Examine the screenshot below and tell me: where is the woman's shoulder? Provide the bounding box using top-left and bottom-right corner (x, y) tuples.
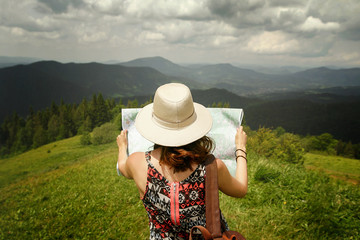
(215, 158), (230, 177)
(127, 152), (148, 179)
(128, 151), (145, 160)
(215, 157), (226, 168)
(129, 151), (146, 157)
(127, 152), (147, 167)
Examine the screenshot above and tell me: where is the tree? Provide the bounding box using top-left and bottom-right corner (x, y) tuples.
(47, 115), (60, 141)
(127, 99), (139, 108)
(96, 93), (111, 125)
(311, 133), (338, 154)
(343, 142), (355, 158)
(32, 126), (47, 148)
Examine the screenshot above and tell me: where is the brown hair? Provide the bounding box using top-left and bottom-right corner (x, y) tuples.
(153, 136), (214, 173)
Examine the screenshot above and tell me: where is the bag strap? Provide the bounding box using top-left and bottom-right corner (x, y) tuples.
(189, 226), (213, 240)
(204, 154), (222, 238)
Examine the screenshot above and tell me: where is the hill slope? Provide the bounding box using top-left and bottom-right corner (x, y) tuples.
(0, 135), (359, 239)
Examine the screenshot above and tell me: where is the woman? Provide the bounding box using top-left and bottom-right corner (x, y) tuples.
(117, 83), (247, 239)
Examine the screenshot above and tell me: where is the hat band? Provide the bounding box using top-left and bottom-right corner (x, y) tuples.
(152, 111), (197, 130)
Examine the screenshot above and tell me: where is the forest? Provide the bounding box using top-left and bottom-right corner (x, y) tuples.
(1, 94), (359, 160)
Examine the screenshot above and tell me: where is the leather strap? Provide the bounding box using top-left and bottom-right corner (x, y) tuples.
(204, 154), (222, 238)
(189, 226), (213, 240)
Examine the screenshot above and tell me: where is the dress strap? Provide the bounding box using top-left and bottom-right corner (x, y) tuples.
(145, 151), (152, 164)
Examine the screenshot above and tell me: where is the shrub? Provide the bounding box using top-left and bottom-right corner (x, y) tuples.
(92, 122), (118, 145)
(274, 133), (305, 164)
(80, 132), (92, 145)
(113, 113), (122, 131)
(248, 127), (305, 164)
(247, 127), (277, 158)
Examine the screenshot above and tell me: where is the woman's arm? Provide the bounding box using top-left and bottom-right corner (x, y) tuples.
(117, 130), (133, 179)
(218, 126), (248, 198)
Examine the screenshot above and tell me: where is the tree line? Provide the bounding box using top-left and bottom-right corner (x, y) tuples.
(0, 94), (149, 157)
(0, 96), (359, 160)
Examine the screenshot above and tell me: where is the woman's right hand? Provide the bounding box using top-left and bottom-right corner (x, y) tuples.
(117, 130), (128, 151)
(235, 126), (247, 150)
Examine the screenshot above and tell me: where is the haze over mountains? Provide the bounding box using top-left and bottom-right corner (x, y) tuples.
(120, 56), (360, 96)
(1, 56), (360, 142)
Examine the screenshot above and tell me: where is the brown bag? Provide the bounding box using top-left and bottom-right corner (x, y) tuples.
(189, 155), (246, 240)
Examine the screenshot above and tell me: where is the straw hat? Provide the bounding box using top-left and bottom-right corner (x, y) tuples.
(135, 83), (212, 147)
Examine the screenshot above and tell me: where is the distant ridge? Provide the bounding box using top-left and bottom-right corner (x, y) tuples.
(120, 57), (360, 95)
(120, 56), (192, 79)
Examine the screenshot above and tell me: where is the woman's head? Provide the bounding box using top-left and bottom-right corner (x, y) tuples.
(154, 136), (214, 172)
(135, 83), (213, 147)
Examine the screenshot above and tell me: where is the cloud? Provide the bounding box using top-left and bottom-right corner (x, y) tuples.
(268, 0), (306, 7)
(208, 0), (266, 18)
(38, 0), (84, 14)
(299, 16), (340, 32)
(246, 31), (300, 54)
(0, 0), (359, 66)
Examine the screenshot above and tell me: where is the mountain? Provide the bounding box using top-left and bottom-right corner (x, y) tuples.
(0, 61), (187, 120)
(245, 98), (360, 143)
(293, 67), (360, 87)
(26, 61), (174, 96)
(120, 56), (190, 78)
(255, 86), (360, 103)
(0, 64), (88, 121)
(2, 57), (360, 143)
(121, 57), (360, 96)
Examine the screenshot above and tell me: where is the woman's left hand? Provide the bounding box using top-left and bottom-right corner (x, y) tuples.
(117, 130), (128, 150)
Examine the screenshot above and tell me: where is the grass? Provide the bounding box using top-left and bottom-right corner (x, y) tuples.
(0, 136), (111, 188)
(1, 137), (359, 239)
(304, 153), (360, 184)
(0, 138), (149, 239)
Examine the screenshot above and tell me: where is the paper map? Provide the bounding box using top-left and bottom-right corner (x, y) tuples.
(121, 108), (244, 176)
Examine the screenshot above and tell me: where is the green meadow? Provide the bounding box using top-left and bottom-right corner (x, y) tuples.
(304, 153), (360, 185)
(1, 136), (359, 239)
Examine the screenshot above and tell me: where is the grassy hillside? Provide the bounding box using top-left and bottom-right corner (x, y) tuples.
(0, 137), (149, 239)
(304, 153), (360, 184)
(1, 137), (359, 239)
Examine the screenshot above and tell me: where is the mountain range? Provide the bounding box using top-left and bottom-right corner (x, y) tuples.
(1, 56), (360, 142)
(119, 56), (360, 95)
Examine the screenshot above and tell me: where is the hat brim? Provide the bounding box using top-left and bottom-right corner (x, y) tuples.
(135, 102), (212, 147)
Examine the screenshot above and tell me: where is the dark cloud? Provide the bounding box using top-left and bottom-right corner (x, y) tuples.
(38, 0), (84, 14)
(207, 0), (265, 18)
(265, 8), (305, 32)
(341, 24), (360, 41)
(268, 0), (306, 7)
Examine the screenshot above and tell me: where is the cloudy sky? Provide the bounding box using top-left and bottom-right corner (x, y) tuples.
(1, 0), (359, 67)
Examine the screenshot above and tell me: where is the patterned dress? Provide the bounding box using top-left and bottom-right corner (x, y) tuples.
(142, 152), (228, 240)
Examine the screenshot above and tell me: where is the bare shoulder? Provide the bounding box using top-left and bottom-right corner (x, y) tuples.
(215, 158), (227, 172)
(127, 152), (146, 166)
(126, 152), (147, 178)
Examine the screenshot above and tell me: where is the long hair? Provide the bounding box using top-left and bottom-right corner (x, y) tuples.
(153, 136), (215, 173)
